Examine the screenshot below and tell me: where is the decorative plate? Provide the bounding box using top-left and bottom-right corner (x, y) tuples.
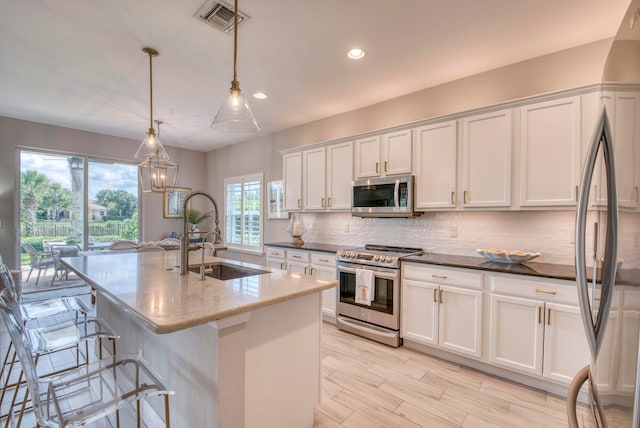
(476, 248), (541, 264)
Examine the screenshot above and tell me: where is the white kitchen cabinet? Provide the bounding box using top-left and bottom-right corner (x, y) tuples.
(519, 96), (582, 207)
(488, 275), (590, 384)
(286, 249), (310, 275)
(461, 109), (512, 207)
(325, 141), (353, 210)
(354, 130), (412, 179)
(265, 246), (287, 270)
(302, 147), (326, 210)
(402, 264), (483, 359)
(595, 91), (640, 209)
(413, 121), (457, 209)
(310, 252), (338, 322)
(618, 288), (640, 393)
(283, 152), (302, 211)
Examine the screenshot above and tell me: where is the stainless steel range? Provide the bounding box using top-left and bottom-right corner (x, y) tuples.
(336, 244), (423, 347)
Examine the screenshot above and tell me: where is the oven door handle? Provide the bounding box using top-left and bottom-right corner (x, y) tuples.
(338, 264), (399, 280)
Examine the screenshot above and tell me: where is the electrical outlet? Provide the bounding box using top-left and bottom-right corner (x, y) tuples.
(344, 224), (349, 233)
(450, 226), (458, 238)
(310, 222), (317, 232)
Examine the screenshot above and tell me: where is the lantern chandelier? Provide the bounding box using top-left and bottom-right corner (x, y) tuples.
(136, 48), (178, 193)
(211, 0), (260, 133)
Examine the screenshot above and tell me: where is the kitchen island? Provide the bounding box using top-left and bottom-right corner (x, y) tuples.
(63, 251), (337, 428)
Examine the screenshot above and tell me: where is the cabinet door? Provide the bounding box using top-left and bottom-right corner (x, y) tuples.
(303, 147), (326, 210)
(283, 152), (302, 211)
(354, 135), (381, 178)
(311, 265), (337, 319)
(519, 96), (581, 207)
(618, 310), (640, 393)
(542, 302), (590, 384)
(401, 279), (438, 346)
(266, 259), (286, 270)
(461, 109), (512, 207)
(381, 129), (412, 176)
(287, 260), (309, 275)
(326, 141), (353, 210)
(489, 294), (544, 376)
(438, 285), (483, 358)
(611, 92), (639, 209)
(413, 121), (457, 209)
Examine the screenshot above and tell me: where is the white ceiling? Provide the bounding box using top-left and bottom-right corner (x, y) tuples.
(0, 0), (631, 152)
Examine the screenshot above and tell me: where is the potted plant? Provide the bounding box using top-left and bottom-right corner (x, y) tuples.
(187, 209), (212, 242)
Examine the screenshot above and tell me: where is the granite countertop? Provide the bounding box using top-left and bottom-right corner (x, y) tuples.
(62, 251), (337, 334)
(265, 242), (347, 253)
(404, 253), (640, 286)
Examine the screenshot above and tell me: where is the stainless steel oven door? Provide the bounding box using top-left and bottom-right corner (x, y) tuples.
(337, 262), (400, 330)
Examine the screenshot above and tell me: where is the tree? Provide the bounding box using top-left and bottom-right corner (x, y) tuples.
(39, 183), (72, 220)
(96, 189), (137, 218)
(21, 170), (49, 236)
(120, 212), (138, 240)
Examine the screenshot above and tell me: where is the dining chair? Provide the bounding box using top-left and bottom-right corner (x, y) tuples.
(21, 243), (53, 285)
(158, 238), (180, 246)
(50, 244), (82, 286)
(0, 290), (172, 428)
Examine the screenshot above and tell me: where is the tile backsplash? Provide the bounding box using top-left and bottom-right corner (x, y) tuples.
(295, 210), (639, 269)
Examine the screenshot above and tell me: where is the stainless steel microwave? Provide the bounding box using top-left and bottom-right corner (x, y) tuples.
(351, 175), (420, 217)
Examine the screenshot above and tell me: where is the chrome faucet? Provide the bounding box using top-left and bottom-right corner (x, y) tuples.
(180, 191), (222, 275)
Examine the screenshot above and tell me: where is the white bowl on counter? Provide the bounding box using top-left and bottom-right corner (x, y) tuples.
(476, 248), (541, 264)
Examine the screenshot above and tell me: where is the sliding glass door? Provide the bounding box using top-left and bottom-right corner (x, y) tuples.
(19, 149), (138, 270)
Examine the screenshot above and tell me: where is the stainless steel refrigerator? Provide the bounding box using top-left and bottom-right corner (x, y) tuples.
(568, 2), (640, 425)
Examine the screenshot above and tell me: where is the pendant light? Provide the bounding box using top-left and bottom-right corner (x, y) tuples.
(138, 119), (178, 193)
(135, 47), (169, 161)
(211, 0), (260, 133)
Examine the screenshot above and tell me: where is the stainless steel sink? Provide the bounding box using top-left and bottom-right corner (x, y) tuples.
(188, 263), (268, 280)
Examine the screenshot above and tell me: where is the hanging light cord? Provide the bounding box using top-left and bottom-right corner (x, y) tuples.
(148, 50), (154, 131)
(232, 0), (238, 87)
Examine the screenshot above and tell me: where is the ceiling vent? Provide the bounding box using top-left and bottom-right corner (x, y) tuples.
(194, 0), (250, 34)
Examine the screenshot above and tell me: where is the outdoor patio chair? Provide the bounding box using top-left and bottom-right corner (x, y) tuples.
(107, 240), (138, 250)
(50, 244), (81, 286)
(21, 243), (53, 286)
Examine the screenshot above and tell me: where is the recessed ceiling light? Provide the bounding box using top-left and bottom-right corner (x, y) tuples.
(253, 92), (268, 100)
(347, 48), (366, 60)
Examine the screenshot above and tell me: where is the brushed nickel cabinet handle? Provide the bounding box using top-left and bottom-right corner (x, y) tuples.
(432, 274), (448, 279)
(535, 289), (557, 295)
(464, 190), (468, 204)
(538, 306), (542, 324)
(384, 161), (388, 172)
(297, 198), (301, 208)
(310, 268), (315, 275)
(328, 197), (333, 207)
(547, 308), (551, 325)
(439, 289), (444, 303)
(280, 262), (285, 269)
(575, 185), (579, 201)
(293, 255), (302, 259)
(321, 197), (325, 208)
(636, 186), (639, 202)
(451, 191), (455, 205)
(433, 289), (438, 303)
(319, 258), (329, 262)
(303, 267), (308, 275)
(376, 162), (380, 174)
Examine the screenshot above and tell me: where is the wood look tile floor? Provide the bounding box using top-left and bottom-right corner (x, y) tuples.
(314, 323), (595, 428)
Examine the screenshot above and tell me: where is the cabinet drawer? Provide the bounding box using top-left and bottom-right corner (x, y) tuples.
(311, 252), (336, 267)
(402, 263), (483, 289)
(266, 247), (286, 259)
(489, 275), (577, 305)
(287, 249), (310, 263)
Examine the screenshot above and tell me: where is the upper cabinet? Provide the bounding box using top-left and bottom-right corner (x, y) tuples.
(413, 121), (457, 209)
(519, 96), (582, 207)
(461, 109), (512, 208)
(284, 141), (353, 213)
(354, 129), (412, 179)
(283, 152), (302, 211)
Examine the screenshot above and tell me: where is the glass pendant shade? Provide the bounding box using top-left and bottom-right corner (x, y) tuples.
(211, 82), (260, 133)
(135, 128), (170, 161)
(138, 154), (178, 193)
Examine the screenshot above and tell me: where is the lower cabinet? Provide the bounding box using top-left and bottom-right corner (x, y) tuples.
(402, 264), (483, 359)
(264, 246), (338, 322)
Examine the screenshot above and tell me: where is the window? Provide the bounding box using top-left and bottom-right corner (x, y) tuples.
(224, 173), (263, 253)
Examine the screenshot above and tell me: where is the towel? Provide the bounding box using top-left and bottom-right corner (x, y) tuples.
(355, 268), (375, 306)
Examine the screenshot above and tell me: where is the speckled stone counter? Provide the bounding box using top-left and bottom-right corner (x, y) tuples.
(265, 241), (347, 253)
(63, 251), (337, 334)
(403, 253), (640, 286)
(63, 250), (335, 427)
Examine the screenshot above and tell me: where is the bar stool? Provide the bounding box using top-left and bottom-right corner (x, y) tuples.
(0, 290), (173, 428)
